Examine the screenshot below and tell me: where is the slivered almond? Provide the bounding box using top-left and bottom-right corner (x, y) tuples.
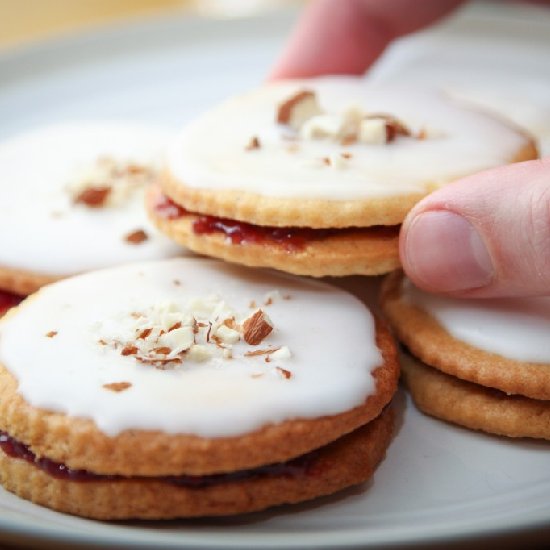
(103, 382), (132, 392)
(244, 347), (280, 357)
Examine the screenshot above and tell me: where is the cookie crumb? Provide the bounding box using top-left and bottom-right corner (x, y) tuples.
(277, 90), (323, 130)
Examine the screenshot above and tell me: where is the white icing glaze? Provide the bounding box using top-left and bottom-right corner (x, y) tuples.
(0, 259), (382, 437)
(402, 278), (550, 364)
(167, 77), (529, 201)
(0, 122), (184, 276)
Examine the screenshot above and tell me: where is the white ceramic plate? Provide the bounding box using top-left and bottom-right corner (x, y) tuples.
(1, 4), (549, 549)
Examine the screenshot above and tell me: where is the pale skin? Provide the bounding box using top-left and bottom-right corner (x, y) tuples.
(270, 0), (550, 298)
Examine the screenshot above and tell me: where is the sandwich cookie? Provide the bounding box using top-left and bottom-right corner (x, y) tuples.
(0, 123), (184, 295)
(148, 77), (537, 277)
(381, 271), (550, 439)
(0, 258), (399, 518)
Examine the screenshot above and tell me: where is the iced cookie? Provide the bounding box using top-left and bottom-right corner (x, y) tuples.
(0, 123), (184, 295)
(0, 258), (398, 519)
(401, 355), (550, 440)
(381, 271), (550, 400)
(148, 77), (537, 277)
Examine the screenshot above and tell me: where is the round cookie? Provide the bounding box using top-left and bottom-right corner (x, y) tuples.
(0, 258), (399, 518)
(152, 77), (537, 276)
(401, 354), (550, 440)
(0, 123), (184, 295)
(381, 271), (550, 400)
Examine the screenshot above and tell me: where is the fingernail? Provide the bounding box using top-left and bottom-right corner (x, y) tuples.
(403, 210), (494, 292)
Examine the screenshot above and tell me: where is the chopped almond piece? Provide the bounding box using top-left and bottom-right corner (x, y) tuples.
(222, 317), (237, 330)
(45, 330), (57, 338)
(276, 367), (292, 380)
(121, 345), (138, 356)
(137, 328), (152, 340)
(125, 229), (148, 244)
(277, 90), (323, 130)
(103, 382), (132, 392)
(74, 186), (111, 208)
(242, 309), (273, 345)
(245, 136), (261, 150)
(244, 347), (280, 357)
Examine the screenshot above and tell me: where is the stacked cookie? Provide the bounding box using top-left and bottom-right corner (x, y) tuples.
(381, 272), (550, 440)
(0, 259), (398, 518)
(148, 77), (536, 277)
(0, 76), (540, 520)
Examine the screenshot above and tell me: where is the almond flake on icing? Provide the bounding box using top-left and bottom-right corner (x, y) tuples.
(358, 118), (387, 145)
(95, 295), (290, 369)
(124, 228), (149, 244)
(103, 381), (132, 392)
(68, 156), (157, 209)
(245, 136), (261, 150)
(300, 114), (343, 140)
(214, 324), (240, 345)
(242, 309), (273, 345)
(271, 346), (292, 360)
(277, 90), (323, 130)
(276, 367), (293, 380)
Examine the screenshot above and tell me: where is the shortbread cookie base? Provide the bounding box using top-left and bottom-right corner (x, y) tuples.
(402, 357), (550, 440)
(0, 321), (399, 476)
(0, 406), (394, 520)
(381, 271), (550, 400)
(159, 141), (537, 229)
(0, 265), (59, 296)
(147, 193), (400, 277)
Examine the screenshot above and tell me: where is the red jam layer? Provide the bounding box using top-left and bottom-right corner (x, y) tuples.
(154, 193), (398, 252)
(0, 431), (319, 487)
(0, 291), (22, 316)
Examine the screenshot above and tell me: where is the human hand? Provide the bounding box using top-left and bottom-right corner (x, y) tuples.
(269, 0), (463, 79)
(271, 0), (550, 298)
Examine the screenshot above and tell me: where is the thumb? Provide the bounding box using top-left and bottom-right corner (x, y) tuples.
(400, 158), (550, 298)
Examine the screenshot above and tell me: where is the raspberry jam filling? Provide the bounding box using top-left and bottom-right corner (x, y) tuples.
(0, 291), (22, 316)
(0, 431), (319, 487)
(154, 193), (399, 251)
